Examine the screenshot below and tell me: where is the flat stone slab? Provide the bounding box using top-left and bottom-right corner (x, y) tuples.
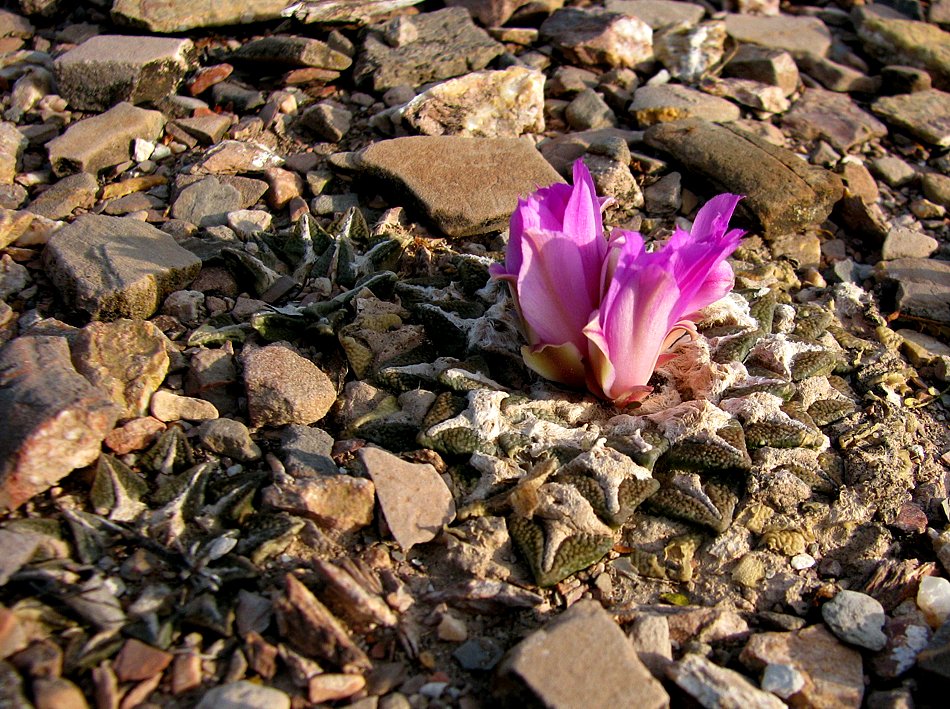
(876, 258), (950, 326)
(231, 36), (351, 70)
(669, 654), (785, 708)
(724, 13), (832, 57)
(0, 335), (120, 511)
(782, 88), (887, 152)
(354, 7), (503, 91)
(605, 0), (705, 29)
(644, 118), (844, 236)
(46, 102), (166, 177)
(630, 84), (741, 127)
(872, 90), (950, 148)
(354, 135), (564, 237)
(54, 34), (194, 111)
(43, 214), (201, 320)
(111, 0), (289, 33)
(358, 446), (456, 551)
(856, 10), (950, 91)
(495, 600), (670, 708)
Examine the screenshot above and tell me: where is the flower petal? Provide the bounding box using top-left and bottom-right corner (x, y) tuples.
(521, 341), (587, 388)
(516, 228), (600, 350)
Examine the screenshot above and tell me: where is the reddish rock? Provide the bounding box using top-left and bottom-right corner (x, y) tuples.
(740, 624), (864, 708)
(264, 167), (304, 209)
(0, 336), (120, 511)
(189, 63), (233, 96)
(103, 416), (166, 454)
(242, 343), (337, 428)
(112, 639), (173, 682)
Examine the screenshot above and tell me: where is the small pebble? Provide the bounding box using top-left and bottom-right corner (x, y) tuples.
(917, 576), (950, 628)
(821, 590), (887, 651)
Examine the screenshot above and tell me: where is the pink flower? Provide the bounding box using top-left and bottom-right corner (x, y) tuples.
(494, 160), (744, 405)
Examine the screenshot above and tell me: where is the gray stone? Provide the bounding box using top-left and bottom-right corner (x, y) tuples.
(795, 54), (879, 94)
(582, 152), (643, 206)
(311, 193), (361, 216)
(670, 653), (785, 709)
(26, 173), (99, 220)
(565, 88), (617, 131)
(630, 84), (740, 127)
(605, 0), (705, 29)
(876, 258), (950, 326)
(628, 613), (673, 677)
(871, 89), (950, 148)
(161, 289), (205, 324)
(722, 45), (799, 97)
(70, 319), (170, 419)
(881, 227), (939, 260)
(0, 336), (120, 511)
(880, 65), (932, 95)
(644, 118), (843, 236)
(171, 177), (243, 227)
(453, 637), (504, 670)
(922, 172), (950, 208)
(644, 171), (681, 214)
(194, 680), (290, 709)
(174, 114), (231, 145)
(495, 600), (669, 708)
(300, 101), (353, 142)
(760, 663), (805, 699)
(855, 10), (950, 90)
(0, 123), (26, 185)
(399, 66), (545, 138)
(538, 127), (642, 176)
(724, 13), (832, 58)
(354, 135), (563, 237)
(53, 34), (194, 111)
(47, 102), (166, 176)
(870, 156), (917, 188)
(196, 419), (261, 461)
(112, 0), (290, 33)
(231, 36), (352, 70)
(354, 7), (503, 91)
(242, 343), (337, 428)
(43, 214), (202, 320)
(821, 589), (887, 651)
(280, 424), (337, 477)
(358, 446), (455, 550)
(540, 7), (654, 69)
(0, 254), (29, 300)
(702, 77), (789, 114)
(782, 88), (887, 152)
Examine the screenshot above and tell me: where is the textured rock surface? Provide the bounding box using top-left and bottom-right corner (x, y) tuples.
(644, 118), (844, 236)
(242, 343), (337, 427)
(42, 214), (201, 320)
(111, 0), (290, 33)
(495, 600), (669, 708)
(354, 135), (563, 236)
(54, 35), (194, 111)
(0, 336), (119, 511)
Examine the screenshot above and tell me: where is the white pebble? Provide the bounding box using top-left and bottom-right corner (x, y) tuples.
(917, 575), (950, 627)
(133, 138), (155, 162)
(791, 553), (815, 570)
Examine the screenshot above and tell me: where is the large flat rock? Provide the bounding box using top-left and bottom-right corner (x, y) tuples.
(876, 258), (950, 326)
(43, 214), (201, 320)
(495, 600), (669, 708)
(872, 89), (950, 148)
(46, 102), (166, 176)
(111, 0), (289, 32)
(354, 135), (564, 237)
(856, 9), (950, 91)
(0, 336), (120, 511)
(644, 118), (843, 237)
(724, 13), (832, 57)
(54, 34), (194, 111)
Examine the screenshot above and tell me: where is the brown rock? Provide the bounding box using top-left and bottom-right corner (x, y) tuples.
(355, 135), (563, 237)
(262, 475), (375, 533)
(0, 122), (27, 185)
(171, 651), (202, 694)
(26, 173), (99, 221)
(264, 167), (304, 209)
(112, 639), (173, 682)
(876, 258), (950, 325)
(540, 7), (654, 69)
(111, 0), (290, 32)
(0, 336), (120, 511)
(188, 63), (233, 96)
(308, 673), (366, 703)
(871, 89), (950, 148)
(242, 343), (337, 428)
(46, 102), (166, 177)
(495, 600), (669, 708)
(740, 624), (864, 708)
(644, 118), (844, 236)
(32, 677), (89, 709)
(782, 88), (888, 152)
(275, 574), (371, 673)
(71, 319), (169, 419)
(103, 416), (166, 454)
(359, 446), (456, 550)
(0, 605), (29, 659)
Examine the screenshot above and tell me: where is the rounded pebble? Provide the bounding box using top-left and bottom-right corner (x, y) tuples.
(917, 575), (950, 628)
(821, 589), (887, 651)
